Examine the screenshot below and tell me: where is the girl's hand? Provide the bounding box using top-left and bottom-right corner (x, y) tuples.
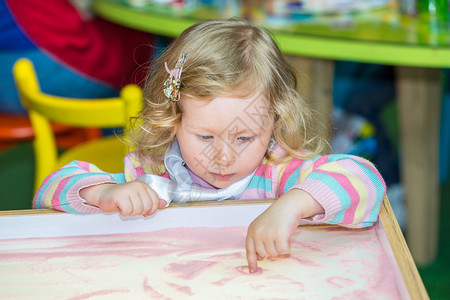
(245, 189), (324, 273)
(80, 182), (167, 217)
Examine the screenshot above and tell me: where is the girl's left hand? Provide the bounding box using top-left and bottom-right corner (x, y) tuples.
(245, 189), (324, 273)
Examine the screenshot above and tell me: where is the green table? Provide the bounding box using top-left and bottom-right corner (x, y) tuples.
(93, 0), (450, 266)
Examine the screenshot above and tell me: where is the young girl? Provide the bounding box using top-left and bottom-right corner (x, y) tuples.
(34, 19), (386, 273)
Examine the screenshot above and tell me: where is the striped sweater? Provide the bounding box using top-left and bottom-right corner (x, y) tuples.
(34, 143), (386, 228)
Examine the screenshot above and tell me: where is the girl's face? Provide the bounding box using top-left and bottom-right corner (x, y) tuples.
(176, 92), (273, 188)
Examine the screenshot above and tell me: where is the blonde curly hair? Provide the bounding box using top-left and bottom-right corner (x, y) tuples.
(129, 19), (329, 174)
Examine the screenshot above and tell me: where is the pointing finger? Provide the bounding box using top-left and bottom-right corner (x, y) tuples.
(246, 236), (258, 273)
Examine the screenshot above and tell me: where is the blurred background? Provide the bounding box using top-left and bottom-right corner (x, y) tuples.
(1, 0), (449, 298)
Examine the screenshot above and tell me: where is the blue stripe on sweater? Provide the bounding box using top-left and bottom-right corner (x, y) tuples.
(246, 175), (272, 192)
(35, 165), (83, 209)
(283, 167), (301, 194)
(306, 172), (351, 224)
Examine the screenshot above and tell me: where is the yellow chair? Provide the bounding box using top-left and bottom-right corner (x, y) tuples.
(13, 58), (143, 192)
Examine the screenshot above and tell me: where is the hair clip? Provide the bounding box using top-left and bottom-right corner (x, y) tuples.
(268, 138), (275, 153)
(163, 54), (186, 102)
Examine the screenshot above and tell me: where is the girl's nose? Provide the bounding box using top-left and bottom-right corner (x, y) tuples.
(215, 142), (236, 167)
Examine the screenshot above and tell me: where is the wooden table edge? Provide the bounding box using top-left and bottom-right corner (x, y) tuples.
(379, 196), (429, 300)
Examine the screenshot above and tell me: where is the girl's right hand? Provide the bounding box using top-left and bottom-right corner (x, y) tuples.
(79, 182), (167, 217)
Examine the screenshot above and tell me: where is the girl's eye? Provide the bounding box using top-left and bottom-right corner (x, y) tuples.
(237, 136), (255, 143)
(197, 135), (213, 141)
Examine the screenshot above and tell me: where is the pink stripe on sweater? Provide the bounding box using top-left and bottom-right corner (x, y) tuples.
(35, 172), (58, 209)
(312, 155), (330, 170)
(51, 176), (73, 211)
(278, 158), (303, 195)
(33, 176), (50, 209)
(78, 160), (93, 171)
(34, 166), (69, 208)
(316, 169), (360, 224)
(135, 166), (145, 177)
(339, 158), (380, 221)
(35, 163), (84, 209)
(254, 163), (271, 178)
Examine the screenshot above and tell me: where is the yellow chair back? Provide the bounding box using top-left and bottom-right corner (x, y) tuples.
(13, 58), (143, 192)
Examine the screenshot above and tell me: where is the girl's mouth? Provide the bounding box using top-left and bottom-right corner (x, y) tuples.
(210, 172), (235, 181)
